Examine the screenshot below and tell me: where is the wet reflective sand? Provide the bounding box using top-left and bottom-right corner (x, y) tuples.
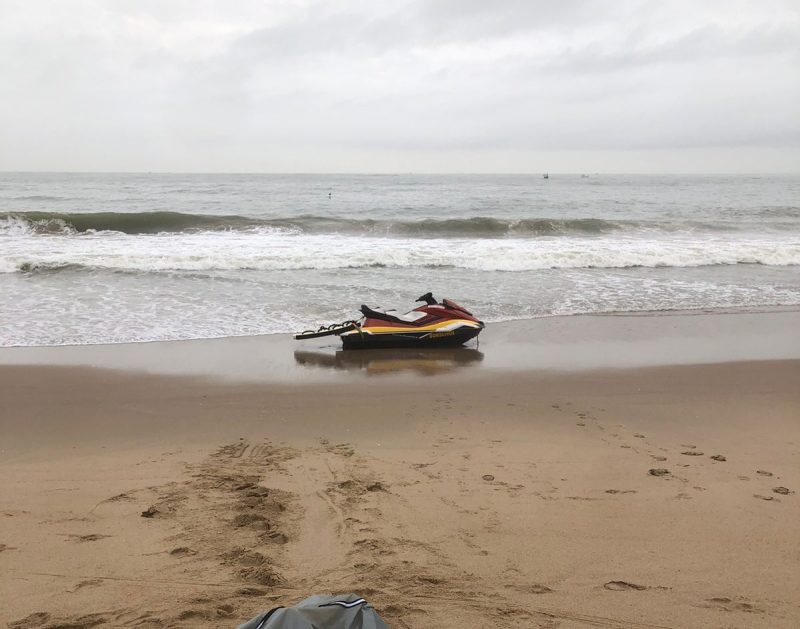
(0, 308), (798, 382)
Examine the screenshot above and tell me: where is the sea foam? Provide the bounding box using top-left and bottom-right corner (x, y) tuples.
(3, 231), (799, 274)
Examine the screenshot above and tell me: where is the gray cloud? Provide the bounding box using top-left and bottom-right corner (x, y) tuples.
(0, 0), (798, 172)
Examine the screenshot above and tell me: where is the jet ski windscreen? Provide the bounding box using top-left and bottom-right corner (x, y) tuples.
(442, 298), (472, 315)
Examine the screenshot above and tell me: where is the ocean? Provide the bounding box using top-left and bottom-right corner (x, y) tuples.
(1, 172), (798, 347)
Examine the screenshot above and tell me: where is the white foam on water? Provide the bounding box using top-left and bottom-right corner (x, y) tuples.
(2, 173), (799, 347)
(2, 230), (799, 274)
(2, 260), (799, 347)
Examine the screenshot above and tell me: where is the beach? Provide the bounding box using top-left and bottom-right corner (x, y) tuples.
(3, 1), (800, 627)
(1, 310), (799, 628)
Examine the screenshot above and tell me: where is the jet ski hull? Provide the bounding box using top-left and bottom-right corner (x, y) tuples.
(341, 324), (482, 349)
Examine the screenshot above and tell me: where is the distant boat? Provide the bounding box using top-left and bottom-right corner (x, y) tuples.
(543, 173), (549, 179)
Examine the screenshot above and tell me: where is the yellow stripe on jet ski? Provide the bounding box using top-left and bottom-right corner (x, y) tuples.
(342, 319), (481, 335)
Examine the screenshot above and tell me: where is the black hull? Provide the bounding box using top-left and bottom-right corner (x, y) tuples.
(341, 327), (481, 350)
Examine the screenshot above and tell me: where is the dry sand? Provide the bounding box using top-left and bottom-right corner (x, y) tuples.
(1, 313), (799, 628)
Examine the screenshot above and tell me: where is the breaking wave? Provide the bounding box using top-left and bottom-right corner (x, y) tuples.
(0, 211), (269, 235)
(4, 236), (798, 274)
(0, 211), (726, 238)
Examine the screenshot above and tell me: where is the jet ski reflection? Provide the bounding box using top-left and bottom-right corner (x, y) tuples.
(294, 347), (484, 376)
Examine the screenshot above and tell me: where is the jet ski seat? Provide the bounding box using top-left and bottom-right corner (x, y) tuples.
(359, 305), (407, 324)
(359, 306), (427, 324)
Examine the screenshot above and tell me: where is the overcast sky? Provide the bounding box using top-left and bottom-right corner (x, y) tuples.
(1, 0), (798, 173)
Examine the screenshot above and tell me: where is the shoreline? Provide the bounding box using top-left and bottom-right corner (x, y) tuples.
(1, 309), (799, 627)
(2, 303), (799, 351)
(1, 307), (798, 383)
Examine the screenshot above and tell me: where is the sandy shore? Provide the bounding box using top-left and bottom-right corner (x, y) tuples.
(1, 312), (799, 628)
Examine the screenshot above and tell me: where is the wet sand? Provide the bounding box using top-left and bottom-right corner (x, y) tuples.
(2, 307), (799, 381)
(1, 312), (799, 628)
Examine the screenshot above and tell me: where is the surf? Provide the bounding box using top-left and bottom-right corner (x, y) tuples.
(0, 211), (742, 238)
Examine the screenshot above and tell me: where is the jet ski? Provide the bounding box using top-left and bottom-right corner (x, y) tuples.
(294, 293), (484, 350)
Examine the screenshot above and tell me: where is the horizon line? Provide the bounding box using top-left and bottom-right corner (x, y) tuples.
(1, 170), (799, 176)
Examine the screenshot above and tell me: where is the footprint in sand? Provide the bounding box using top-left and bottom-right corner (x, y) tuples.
(170, 546), (197, 557)
(65, 533), (112, 543)
(140, 506), (160, 518)
(179, 604), (235, 620)
(512, 583), (554, 594)
(681, 450), (704, 456)
(604, 581), (648, 591)
(327, 442), (354, 457)
(102, 492), (136, 503)
(753, 494), (779, 502)
(9, 611), (114, 628)
(7, 612), (52, 628)
(216, 442), (249, 459)
(702, 597), (763, 614)
(67, 579), (103, 593)
(177, 610), (212, 621)
(411, 462), (435, 470)
(216, 604), (236, 617)
(232, 513), (269, 529)
(756, 470), (773, 477)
